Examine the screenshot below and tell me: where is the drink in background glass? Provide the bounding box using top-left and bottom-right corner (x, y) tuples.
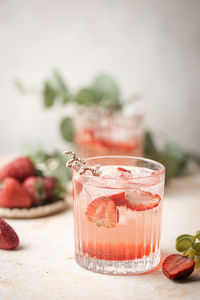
(74, 106), (144, 158)
(72, 156), (165, 275)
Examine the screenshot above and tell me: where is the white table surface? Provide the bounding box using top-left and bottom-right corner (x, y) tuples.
(0, 172), (200, 300)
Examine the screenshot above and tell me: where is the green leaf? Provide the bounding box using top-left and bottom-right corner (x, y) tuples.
(43, 82), (56, 108)
(192, 242), (200, 253)
(92, 73), (120, 104)
(144, 131), (157, 156)
(14, 80), (27, 94)
(47, 70), (69, 102)
(144, 133), (180, 180)
(176, 234), (194, 243)
(176, 238), (192, 252)
(60, 116), (74, 143)
(184, 249), (196, 259)
(74, 88), (98, 106)
(42, 152), (72, 184)
(165, 142), (188, 176)
(25, 148), (71, 199)
(99, 97), (121, 110)
(144, 134), (189, 181)
(194, 256), (200, 268)
(165, 142), (185, 161)
(153, 151), (179, 181)
(26, 148), (72, 187)
(196, 231), (200, 241)
(35, 169), (44, 176)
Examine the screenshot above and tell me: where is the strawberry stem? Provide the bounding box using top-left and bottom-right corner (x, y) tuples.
(176, 230), (200, 268)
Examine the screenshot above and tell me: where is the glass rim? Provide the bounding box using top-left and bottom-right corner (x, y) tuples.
(78, 155), (165, 181)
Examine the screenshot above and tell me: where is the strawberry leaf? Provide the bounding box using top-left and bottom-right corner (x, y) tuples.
(194, 256), (200, 268)
(176, 238), (192, 252)
(195, 230), (200, 241)
(192, 242), (200, 253)
(176, 231), (200, 268)
(176, 234), (194, 243)
(184, 249), (196, 259)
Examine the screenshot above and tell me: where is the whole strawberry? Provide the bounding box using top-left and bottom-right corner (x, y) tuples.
(0, 218), (19, 250)
(0, 157), (35, 182)
(0, 177), (32, 208)
(44, 177), (57, 199)
(23, 176), (46, 204)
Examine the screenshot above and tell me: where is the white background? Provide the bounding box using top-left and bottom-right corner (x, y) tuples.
(0, 0), (200, 155)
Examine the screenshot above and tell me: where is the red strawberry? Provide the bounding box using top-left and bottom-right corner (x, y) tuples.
(117, 167), (131, 174)
(92, 192), (126, 206)
(101, 139), (135, 151)
(117, 167), (132, 178)
(0, 219), (19, 250)
(0, 178), (32, 208)
(73, 180), (83, 197)
(107, 192), (126, 206)
(86, 198), (118, 228)
(162, 254), (195, 280)
(44, 177), (57, 199)
(83, 129), (94, 140)
(0, 157), (35, 182)
(125, 190), (161, 211)
(23, 176), (46, 204)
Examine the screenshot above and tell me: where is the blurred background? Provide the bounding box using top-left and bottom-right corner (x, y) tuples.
(0, 0), (200, 156)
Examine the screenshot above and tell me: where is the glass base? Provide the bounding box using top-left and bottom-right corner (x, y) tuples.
(75, 250), (160, 275)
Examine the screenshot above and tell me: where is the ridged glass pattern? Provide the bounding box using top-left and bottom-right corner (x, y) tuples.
(73, 194), (163, 275)
(72, 156), (165, 275)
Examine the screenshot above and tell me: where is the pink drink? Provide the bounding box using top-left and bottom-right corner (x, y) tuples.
(73, 156), (165, 275)
(74, 106), (144, 158)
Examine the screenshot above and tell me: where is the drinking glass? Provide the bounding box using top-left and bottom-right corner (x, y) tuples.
(74, 106), (144, 158)
(73, 156), (165, 275)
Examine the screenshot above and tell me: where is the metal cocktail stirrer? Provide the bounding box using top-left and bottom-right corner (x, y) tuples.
(64, 150), (101, 176)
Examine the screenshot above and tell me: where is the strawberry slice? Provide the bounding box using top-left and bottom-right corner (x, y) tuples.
(125, 190), (161, 211)
(117, 167), (131, 178)
(108, 192), (126, 206)
(86, 198), (118, 228)
(162, 254), (195, 280)
(101, 139), (136, 151)
(94, 192), (126, 206)
(73, 180), (83, 197)
(82, 129), (94, 141)
(117, 167), (131, 173)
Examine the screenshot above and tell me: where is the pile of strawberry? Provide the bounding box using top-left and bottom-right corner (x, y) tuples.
(0, 156), (59, 208)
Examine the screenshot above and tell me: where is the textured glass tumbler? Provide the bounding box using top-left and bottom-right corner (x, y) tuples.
(73, 156), (165, 275)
